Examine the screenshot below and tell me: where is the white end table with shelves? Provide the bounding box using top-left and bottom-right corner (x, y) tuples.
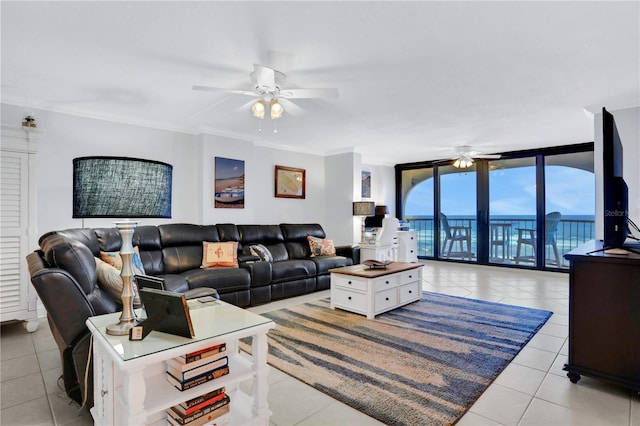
(86, 300), (274, 426)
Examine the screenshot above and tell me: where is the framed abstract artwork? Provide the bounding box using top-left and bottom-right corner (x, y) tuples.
(362, 171), (371, 198)
(214, 157), (245, 208)
(275, 165), (305, 199)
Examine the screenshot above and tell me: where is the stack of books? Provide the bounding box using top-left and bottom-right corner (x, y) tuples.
(166, 386), (231, 426)
(165, 343), (230, 391)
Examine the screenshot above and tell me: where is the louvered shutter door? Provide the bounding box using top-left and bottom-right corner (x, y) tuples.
(0, 151), (29, 313)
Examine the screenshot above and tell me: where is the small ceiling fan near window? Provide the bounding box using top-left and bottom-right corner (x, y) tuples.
(449, 146), (501, 168)
(192, 63), (339, 132)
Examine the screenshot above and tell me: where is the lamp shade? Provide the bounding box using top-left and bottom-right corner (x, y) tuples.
(375, 205), (389, 215)
(73, 156), (172, 218)
(352, 201), (375, 216)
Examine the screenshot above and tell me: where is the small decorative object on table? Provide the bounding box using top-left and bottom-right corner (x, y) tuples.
(362, 259), (392, 269)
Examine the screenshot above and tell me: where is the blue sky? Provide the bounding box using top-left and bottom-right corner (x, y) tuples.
(405, 166), (595, 217)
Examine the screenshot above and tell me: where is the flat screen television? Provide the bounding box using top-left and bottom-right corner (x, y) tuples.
(602, 107), (629, 249)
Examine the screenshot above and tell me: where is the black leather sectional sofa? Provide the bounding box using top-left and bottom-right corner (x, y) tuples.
(26, 222), (358, 407)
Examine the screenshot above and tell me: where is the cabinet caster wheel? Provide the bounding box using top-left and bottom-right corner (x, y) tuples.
(567, 372), (581, 384)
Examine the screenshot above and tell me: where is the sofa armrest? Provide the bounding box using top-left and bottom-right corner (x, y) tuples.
(238, 253), (260, 263)
(240, 261), (272, 287)
(336, 244), (360, 264)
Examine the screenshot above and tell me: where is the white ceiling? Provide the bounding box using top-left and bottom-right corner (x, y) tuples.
(2, 1), (639, 165)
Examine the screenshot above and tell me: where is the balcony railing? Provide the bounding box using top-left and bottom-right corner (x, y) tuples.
(406, 216), (595, 269)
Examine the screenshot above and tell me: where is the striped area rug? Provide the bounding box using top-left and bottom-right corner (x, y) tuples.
(253, 292), (552, 426)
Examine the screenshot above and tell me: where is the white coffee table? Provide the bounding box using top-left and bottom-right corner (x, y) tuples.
(329, 262), (423, 319)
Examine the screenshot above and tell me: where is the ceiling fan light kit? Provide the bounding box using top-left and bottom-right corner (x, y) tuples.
(270, 99), (283, 119)
(450, 145), (500, 168)
(193, 62), (339, 133)
(252, 99), (266, 119)
(453, 157), (474, 168)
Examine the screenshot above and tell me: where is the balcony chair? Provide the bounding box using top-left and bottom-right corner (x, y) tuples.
(440, 213), (473, 260)
(515, 211), (562, 265)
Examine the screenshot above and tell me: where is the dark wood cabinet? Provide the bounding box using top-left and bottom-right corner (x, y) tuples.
(563, 240), (640, 393)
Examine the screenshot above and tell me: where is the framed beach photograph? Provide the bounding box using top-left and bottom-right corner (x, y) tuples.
(275, 165), (305, 199)
(362, 171), (371, 198)
(214, 157), (245, 208)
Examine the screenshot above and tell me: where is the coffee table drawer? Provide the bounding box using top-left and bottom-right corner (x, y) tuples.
(375, 288), (398, 312)
(373, 275), (399, 292)
(399, 281), (421, 304)
(333, 275), (368, 292)
(400, 269), (420, 285)
(333, 288), (367, 313)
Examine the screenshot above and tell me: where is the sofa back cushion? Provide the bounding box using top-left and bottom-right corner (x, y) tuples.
(43, 228), (102, 256)
(133, 226), (164, 275)
(238, 225), (289, 262)
(40, 234), (98, 296)
(159, 224), (220, 274)
(280, 224), (326, 259)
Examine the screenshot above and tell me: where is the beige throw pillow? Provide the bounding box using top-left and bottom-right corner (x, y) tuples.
(202, 241), (239, 268)
(95, 257), (141, 306)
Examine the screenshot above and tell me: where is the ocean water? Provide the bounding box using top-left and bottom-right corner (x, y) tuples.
(406, 214), (596, 262)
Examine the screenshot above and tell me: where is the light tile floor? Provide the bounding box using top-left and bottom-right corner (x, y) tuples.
(2, 261), (639, 425)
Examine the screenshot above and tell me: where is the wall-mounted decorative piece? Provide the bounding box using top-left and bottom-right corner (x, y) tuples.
(362, 171), (371, 198)
(214, 157), (245, 208)
(275, 165), (305, 199)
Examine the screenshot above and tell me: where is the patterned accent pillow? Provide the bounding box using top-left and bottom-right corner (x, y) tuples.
(307, 235), (336, 257)
(100, 247), (146, 276)
(95, 257), (141, 306)
(248, 244), (274, 262)
(202, 241), (239, 268)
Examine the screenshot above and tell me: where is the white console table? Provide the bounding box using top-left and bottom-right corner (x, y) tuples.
(86, 300), (274, 426)
(330, 262), (422, 319)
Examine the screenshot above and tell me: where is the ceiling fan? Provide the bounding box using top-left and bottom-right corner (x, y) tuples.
(448, 146), (501, 168)
(192, 63), (339, 122)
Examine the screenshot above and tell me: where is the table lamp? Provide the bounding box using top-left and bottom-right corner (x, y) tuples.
(73, 156), (172, 335)
(353, 201), (375, 243)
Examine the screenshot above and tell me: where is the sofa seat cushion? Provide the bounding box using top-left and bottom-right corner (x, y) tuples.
(271, 259), (317, 283)
(310, 255), (353, 274)
(181, 268), (250, 294)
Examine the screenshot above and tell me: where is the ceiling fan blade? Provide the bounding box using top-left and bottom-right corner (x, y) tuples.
(472, 154), (501, 159)
(253, 64), (275, 88)
(192, 84), (256, 96)
(236, 99), (257, 112)
(277, 98), (305, 117)
(279, 88), (339, 99)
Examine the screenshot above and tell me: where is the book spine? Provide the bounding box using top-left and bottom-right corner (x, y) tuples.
(179, 387), (225, 410)
(167, 350), (227, 372)
(169, 357), (228, 381)
(174, 391), (227, 416)
(167, 394), (230, 425)
(182, 343), (226, 363)
(166, 365), (230, 391)
(167, 407), (231, 426)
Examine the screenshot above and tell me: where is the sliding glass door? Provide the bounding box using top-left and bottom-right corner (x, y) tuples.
(488, 158), (537, 267)
(438, 165), (477, 262)
(396, 143), (594, 271)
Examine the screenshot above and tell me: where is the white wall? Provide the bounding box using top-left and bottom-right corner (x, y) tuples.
(2, 103), (386, 250)
(198, 133), (329, 225)
(363, 163), (396, 217)
(594, 106), (640, 240)
(325, 152), (359, 245)
(1, 104), (198, 240)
